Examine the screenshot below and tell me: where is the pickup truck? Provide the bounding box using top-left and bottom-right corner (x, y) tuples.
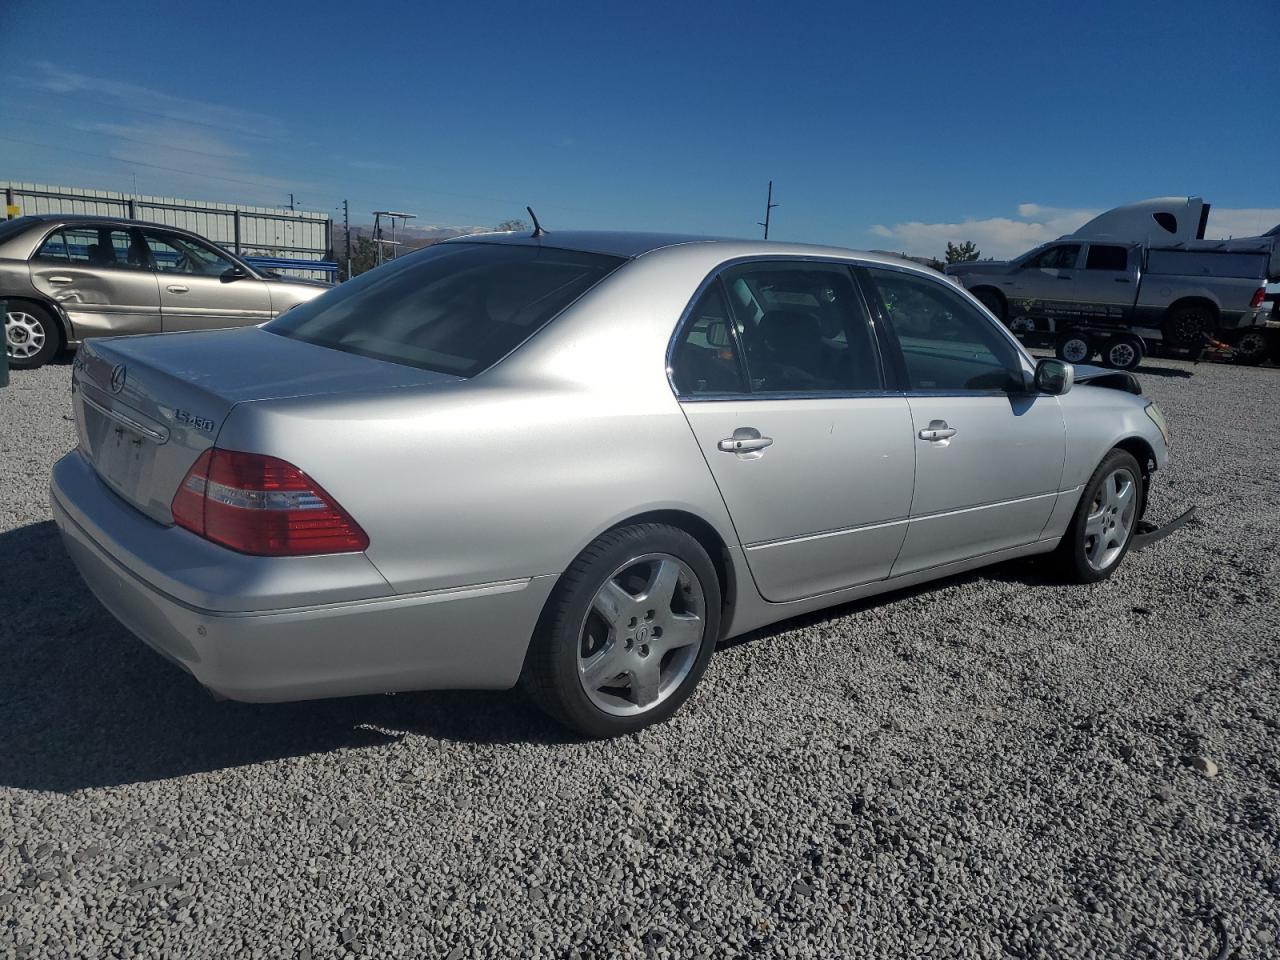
(946, 239), (1272, 368)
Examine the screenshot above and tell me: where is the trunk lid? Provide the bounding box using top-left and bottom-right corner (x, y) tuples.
(72, 326), (459, 524)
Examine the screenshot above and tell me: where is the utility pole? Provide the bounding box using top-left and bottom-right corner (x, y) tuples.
(342, 199), (351, 281)
(757, 180), (779, 240)
(288, 193), (296, 211)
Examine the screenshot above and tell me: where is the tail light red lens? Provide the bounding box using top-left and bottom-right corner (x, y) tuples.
(1251, 287), (1266, 309)
(171, 448), (369, 556)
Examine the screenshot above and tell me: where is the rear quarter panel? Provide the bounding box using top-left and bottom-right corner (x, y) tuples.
(215, 249), (749, 595)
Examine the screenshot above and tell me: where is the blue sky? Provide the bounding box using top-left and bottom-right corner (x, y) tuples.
(2, 0), (1277, 258)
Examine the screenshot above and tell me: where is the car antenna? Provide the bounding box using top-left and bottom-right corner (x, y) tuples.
(527, 206), (547, 239)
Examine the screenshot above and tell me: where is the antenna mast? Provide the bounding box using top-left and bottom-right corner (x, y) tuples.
(757, 180), (779, 239)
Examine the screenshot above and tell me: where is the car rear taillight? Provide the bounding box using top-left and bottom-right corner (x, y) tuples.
(171, 448), (369, 556)
(1251, 287), (1266, 309)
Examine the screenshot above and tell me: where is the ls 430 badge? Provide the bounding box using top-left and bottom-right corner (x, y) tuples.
(174, 409), (216, 433)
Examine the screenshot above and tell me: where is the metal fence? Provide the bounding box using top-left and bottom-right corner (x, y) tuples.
(2, 182), (335, 280)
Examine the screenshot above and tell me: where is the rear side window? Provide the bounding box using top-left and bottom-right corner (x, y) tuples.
(864, 267), (1021, 392)
(35, 226), (146, 269)
(721, 261), (882, 393)
(267, 243), (624, 376)
(1085, 245), (1129, 271)
(670, 281), (748, 396)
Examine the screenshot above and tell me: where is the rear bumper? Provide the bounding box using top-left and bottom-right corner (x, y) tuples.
(50, 452), (555, 701)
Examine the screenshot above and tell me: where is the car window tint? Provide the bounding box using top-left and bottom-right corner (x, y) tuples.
(670, 281), (747, 396)
(1025, 244), (1080, 270)
(267, 243), (625, 376)
(865, 267), (1020, 392)
(720, 261), (881, 393)
(35, 226), (145, 269)
(143, 231), (235, 276)
(1085, 245), (1128, 271)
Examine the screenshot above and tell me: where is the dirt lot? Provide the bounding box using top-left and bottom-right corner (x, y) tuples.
(1, 355), (1277, 959)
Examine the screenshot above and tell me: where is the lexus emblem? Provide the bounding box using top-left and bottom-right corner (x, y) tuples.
(109, 363), (127, 394)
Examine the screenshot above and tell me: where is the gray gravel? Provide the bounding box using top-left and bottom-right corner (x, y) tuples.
(1, 353), (1278, 959)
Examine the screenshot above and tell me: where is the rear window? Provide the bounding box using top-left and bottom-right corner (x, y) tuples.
(266, 243), (625, 376)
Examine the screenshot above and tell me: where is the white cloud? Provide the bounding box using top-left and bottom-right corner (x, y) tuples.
(869, 204), (1099, 260)
(1205, 207), (1280, 239)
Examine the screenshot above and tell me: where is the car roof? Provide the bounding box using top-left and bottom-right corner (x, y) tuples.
(445, 228), (931, 271)
(14, 213), (181, 231)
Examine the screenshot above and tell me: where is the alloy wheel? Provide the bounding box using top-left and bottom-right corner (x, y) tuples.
(5, 311), (46, 359)
(577, 553), (706, 716)
(1083, 468), (1137, 571)
(1107, 342), (1137, 369)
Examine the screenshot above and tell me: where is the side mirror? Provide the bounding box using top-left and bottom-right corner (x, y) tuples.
(1034, 358), (1073, 395)
(221, 265), (248, 282)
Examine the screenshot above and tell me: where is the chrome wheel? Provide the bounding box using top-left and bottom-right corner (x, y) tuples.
(1106, 341), (1138, 369)
(5, 310), (46, 360)
(577, 553), (706, 717)
(1083, 468), (1137, 571)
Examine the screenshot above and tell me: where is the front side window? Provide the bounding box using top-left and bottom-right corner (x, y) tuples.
(670, 281), (747, 396)
(268, 243), (625, 376)
(1024, 244), (1080, 270)
(864, 267), (1021, 392)
(35, 226), (147, 269)
(143, 230), (236, 276)
(719, 261), (881, 393)
(1085, 245), (1129, 271)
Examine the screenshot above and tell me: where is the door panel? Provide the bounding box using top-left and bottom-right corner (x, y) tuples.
(682, 397), (915, 601)
(142, 229), (271, 331)
(1008, 243), (1081, 319)
(892, 394), (1065, 574)
(1071, 244), (1137, 322)
(29, 226), (161, 337)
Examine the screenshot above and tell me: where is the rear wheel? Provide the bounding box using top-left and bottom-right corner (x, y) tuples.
(1053, 449), (1143, 583)
(1164, 304), (1211, 349)
(1100, 335), (1143, 371)
(5, 302), (62, 370)
(521, 523), (721, 738)
(1230, 328), (1269, 366)
(1055, 331), (1093, 365)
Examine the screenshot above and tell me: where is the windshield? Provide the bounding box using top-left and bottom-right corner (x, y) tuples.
(266, 242), (625, 376)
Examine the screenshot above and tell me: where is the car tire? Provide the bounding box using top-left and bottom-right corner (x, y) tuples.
(5, 302), (63, 370)
(1230, 328), (1269, 366)
(1100, 335), (1144, 371)
(1053, 448), (1143, 584)
(1163, 304), (1210, 349)
(521, 523), (722, 738)
(1054, 331), (1093, 365)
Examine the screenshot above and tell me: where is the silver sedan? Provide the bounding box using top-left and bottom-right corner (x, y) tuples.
(50, 231), (1172, 737)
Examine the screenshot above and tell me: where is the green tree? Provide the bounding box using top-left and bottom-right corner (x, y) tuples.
(944, 240), (981, 263)
(341, 236), (384, 280)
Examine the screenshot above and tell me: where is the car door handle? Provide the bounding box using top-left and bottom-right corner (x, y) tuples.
(1056, 275), (1072, 281)
(166, 284), (189, 293)
(718, 435), (774, 453)
(918, 421), (957, 442)
(48, 275), (73, 284)
(1113, 277), (1131, 282)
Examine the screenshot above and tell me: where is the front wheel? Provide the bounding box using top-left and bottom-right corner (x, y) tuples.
(521, 523), (721, 738)
(1053, 449), (1143, 583)
(5, 303), (63, 370)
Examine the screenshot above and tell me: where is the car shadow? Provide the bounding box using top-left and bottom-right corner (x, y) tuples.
(1133, 363), (1194, 379)
(0, 521), (570, 793)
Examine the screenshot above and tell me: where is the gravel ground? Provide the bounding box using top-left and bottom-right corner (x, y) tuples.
(1, 354), (1277, 960)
